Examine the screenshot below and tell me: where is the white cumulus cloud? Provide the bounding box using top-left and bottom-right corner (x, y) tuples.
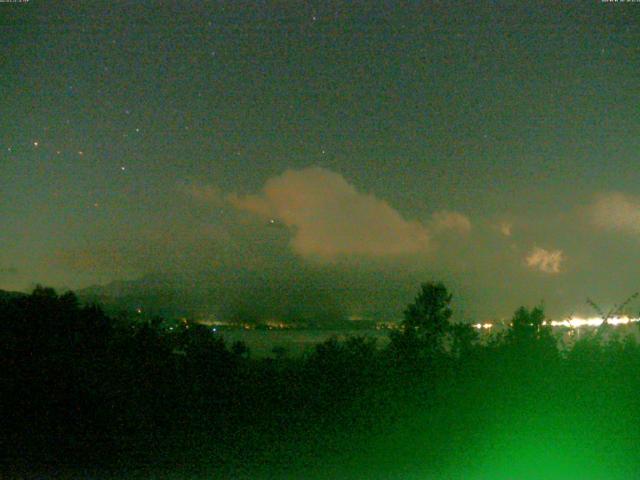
(228, 167), (432, 259)
(525, 246), (564, 274)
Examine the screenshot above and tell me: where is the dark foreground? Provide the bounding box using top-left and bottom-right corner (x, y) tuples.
(3, 285), (640, 479)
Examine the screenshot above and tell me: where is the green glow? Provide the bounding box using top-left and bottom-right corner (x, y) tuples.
(449, 412), (640, 480)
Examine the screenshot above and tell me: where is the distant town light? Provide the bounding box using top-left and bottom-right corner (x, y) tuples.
(545, 316), (640, 328)
(473, 323), (494, 330)
(474, 316), (640, 330)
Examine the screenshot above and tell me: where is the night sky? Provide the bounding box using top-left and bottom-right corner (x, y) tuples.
(2, 2), (640, 321)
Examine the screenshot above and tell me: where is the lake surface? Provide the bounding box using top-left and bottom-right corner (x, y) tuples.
(215, 329), (391, 358)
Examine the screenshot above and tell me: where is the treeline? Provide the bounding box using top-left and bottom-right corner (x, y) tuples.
(3, 283), (640, 479)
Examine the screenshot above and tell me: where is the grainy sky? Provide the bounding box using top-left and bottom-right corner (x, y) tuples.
(2, 1), (640, 321)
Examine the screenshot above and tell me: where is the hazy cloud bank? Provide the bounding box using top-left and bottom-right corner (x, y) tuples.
(591, 192), (640, 235)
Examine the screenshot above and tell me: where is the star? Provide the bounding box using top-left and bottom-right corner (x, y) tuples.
(78, 150), (84, 156)
(33, 141), (39, 147)
(121, 166), (126, 171)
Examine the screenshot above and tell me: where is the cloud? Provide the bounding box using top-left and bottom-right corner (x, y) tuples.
(591, 192), (640, 234)
(499, 222), (512, 237)
(229, 167), (431, 259)
(429, 211), (471, 234)
(525, 246), (564, 274)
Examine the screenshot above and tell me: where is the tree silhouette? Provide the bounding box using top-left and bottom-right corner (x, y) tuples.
(504, 305), (557, 365)
(390, 282), (453, 362)
(508, 306), (547, 343)
(8, 281), (640, 479)
(450, 322), (478, 359)
(231, 340), (250, 358)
